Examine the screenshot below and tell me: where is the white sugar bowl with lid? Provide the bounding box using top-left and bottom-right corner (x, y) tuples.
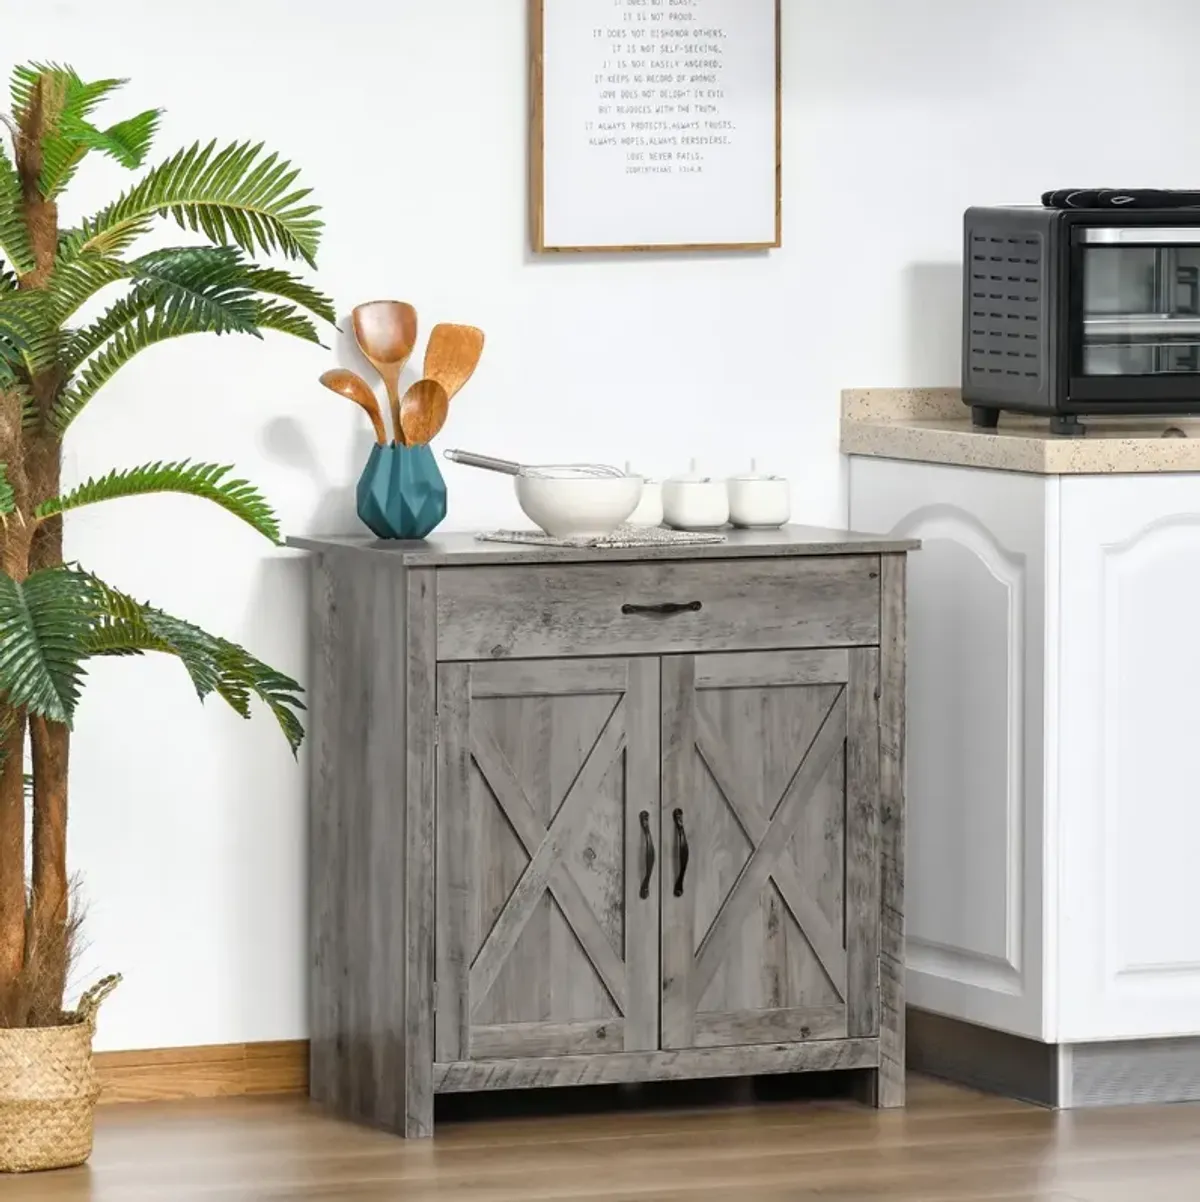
(728, 466), (791, 529)
(663, 467), (729, 531)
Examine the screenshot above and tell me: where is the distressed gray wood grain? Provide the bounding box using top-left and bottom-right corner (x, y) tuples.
(307, 552), (408, 1133)
(694, 648), (850, 690)
(307, 553), (338, 1110)
(440, 658), (660, 1063)
(694, 704), (848, 998)
(691, 1006), (848, 1048)
(437, 557), (881, 661)
(470, 657), (629, 698)
(846, 649), (881, 1040)
(660, 656), (697, 1051)
(303, 536), (910, 1134)
(877, 553), (908, 1108)
(433, 1039), (880, 1093)
(689, 693), (848, 1018)
(288, 528), (919, 567)
(470, 1019), (626, 1060)
(404, 566), (437, 1137)
(468, 701), (627, 1009)
(469, 718), (629, 1016)
(474, 691), (554, 1029)
(623, 657), (661, 1052)
(435, 663), (472, 1064)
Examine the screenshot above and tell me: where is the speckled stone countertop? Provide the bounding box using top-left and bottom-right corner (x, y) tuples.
(841, 388), (1200, 475)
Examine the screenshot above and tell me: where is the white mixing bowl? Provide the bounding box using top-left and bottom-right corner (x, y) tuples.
(516, 474), (644, 539)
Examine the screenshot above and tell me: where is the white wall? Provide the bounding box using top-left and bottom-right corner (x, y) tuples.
(12, 0), (1200, 1050)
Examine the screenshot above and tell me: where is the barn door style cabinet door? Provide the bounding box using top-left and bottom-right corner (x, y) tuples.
(660, 650), (881, 1053)
(293, 530), (915, 1138)
(435, 657), (662, 1062)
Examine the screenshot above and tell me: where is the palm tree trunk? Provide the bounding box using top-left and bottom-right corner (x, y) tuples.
(0, 709), (27, 1009)
(0, 372), (33, 1009)
(28, 716), (69, 1018)
(17, 74), (71, 1022)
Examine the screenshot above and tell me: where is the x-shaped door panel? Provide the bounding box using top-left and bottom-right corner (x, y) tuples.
(436, 657), (660, 1064)
(661, 651), (879, 1052)
(467, 707), (629, 1015)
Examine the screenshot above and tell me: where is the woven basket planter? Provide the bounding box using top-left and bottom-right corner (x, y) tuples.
(0, 975), (120, 1174)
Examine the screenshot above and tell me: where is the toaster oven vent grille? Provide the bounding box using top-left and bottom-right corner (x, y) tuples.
(967, 230), (1043, 389)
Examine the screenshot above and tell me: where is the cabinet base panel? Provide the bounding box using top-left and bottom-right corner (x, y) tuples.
(909, 1007), (1200, 1109)
(434, 1038), (880, 1094)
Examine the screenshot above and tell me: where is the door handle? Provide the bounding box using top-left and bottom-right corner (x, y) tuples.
(673, 808), (690, 898)
(638, 811), (655, 900)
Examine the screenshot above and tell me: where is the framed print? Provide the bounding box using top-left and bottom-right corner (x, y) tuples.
(530, 0), (782, 253)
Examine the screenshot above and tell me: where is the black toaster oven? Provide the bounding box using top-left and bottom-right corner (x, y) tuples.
(963, 206), (1200, 435)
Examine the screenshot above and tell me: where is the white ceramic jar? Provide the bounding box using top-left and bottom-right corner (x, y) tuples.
(663, 475), (729, 530)
(727, 472), (791, 529)
(626, 479), (664, 527)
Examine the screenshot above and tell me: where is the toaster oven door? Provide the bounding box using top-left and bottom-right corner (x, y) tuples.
(1071, 227), (1200, 404)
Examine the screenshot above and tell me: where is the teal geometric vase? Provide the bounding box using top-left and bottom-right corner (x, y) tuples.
(356, 443), (447, 540)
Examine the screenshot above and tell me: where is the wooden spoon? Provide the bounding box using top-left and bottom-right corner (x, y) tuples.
(319, 369), (387, 444)
(424, 324), (485, 401)
(352, 301), (419, 440)
(400, 379), (450, 447)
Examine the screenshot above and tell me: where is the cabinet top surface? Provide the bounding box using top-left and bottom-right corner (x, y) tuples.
(287, 525), (918, 566)
(843, 388), (1200, 475)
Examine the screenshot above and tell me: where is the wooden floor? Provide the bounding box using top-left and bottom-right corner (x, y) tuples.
(7, 1075), (1200, 1200)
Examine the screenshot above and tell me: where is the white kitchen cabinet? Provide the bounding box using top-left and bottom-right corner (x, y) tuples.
(850, 458), (1200, 1051)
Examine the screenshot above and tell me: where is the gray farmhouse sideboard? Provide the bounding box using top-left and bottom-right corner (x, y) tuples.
(289, 527), (916, 1137)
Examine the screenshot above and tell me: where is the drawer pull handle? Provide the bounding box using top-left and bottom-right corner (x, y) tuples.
(673, 808), (690, 898)
(621, 601), (703, 617)
(639, 811), (655, 900)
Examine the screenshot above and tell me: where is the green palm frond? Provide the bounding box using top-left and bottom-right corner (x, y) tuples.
(10, 64), (151, 198)
(0, 464), (14, 516)
(82, 579), (304, 753)
(252, 300), (322, 345)
(130, 246), (260, 334)
(36, 460), (281, 543)
(11, 63), (123, 128)
(0, 565), (102, 724)
(65, 140), (322, 267)
(58, 287), (152, 374)
(240, 264), (336, 327)
(45, 253), (127, 324)
(0, 145), (35, 276)
(41, 109), (162, 199)
(53, 307), (228, 431)
(0, 288), (61, 379)
(0, 292), (37, 384)
(55, 246), (333, 365)
(62, 108), (161, 170)
(57, 214), (152, 262)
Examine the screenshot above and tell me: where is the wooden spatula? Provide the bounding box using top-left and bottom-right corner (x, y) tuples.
(400, 379), (450, 446)
(319, 369), (388, 444)
(352, 301), (419, 441)
(424, 323), (485, 401)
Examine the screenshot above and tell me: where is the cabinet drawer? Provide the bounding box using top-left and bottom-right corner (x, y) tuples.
(436, 556), (880, 661)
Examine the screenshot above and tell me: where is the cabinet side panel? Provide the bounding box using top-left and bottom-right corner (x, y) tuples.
(877, 553), (908, 1107)
(308, 552), (408, 1129)
(846, 648), (881, 1038)
(404, 567), (438, 1136)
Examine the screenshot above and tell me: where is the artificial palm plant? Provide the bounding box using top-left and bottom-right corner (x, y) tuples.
(0, 63), (334, 1030)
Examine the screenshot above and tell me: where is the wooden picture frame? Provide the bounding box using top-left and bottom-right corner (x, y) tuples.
(530, 0), (782, 254)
